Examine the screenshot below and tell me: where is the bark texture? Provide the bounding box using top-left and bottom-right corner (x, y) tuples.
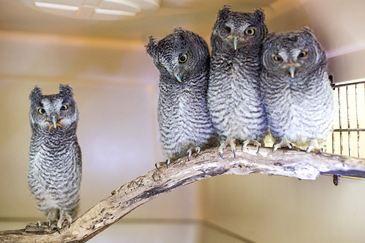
(1, 146), (365, 242)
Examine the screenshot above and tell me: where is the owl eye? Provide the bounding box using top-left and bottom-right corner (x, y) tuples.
(245, 28), (255, 36)
(61, 104), (68, 111)
(38, 108), (46, 115)
(224, 25), (231, 33)
(298, 51), (308, 58)
(178, 54), (188, 64)
(273, 55), (283, 62)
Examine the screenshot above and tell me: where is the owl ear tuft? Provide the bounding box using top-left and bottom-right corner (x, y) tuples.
(146, 36), (158, 59)
(218, 5), (231, 20)
(302, 26), (314, 34)
(29, 86), (43, 102)
(253, 8), (265, 23)
(59, 84), (74, 98)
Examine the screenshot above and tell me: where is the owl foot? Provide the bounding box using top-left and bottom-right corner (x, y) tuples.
(306, 140), (320, 153)
(155, 158), (171, 170)
(218, 138), (236, 158)
(37, 221), (41, 229)
(187, 149), (192, 161)
(218, 140), (227, 159)
(241, 139), (261, 153)
(273, 139), (293, 152)
(56, 210), (73, 233)
(195, 147), (201, 157)
(46, 209), (58, 230)
(228, 139), (236, 158)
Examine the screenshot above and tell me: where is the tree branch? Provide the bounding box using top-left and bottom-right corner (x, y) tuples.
(1, 146), (365, 242)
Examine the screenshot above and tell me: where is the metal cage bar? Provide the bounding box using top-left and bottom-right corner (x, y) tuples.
(332, 80), (365, 159)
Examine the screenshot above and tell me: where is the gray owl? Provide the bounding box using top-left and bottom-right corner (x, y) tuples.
(28, 85), (82, 231)
(146, 28), (218, 166)
(208, 6), (268, 157)
(260, 27), (336, 152)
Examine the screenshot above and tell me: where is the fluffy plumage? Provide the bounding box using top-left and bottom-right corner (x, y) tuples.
(146, 28), (218, 165)
(28, 85), (82, 230)
(260, 27), (336, 152)
(208, 6), (268, 157)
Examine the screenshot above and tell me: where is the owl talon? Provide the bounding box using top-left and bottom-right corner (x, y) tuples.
(219, 153), (224, 159)
(194, 147), (201, 157)
(187, 149), (192, 161)
(57, 228), (61, 234)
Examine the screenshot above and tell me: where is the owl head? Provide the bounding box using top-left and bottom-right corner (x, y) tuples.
(211, 6), (267, 52)
(29, 85), (79, 133)
(146, 28), (210, 83)
(262, 27), (327, 79)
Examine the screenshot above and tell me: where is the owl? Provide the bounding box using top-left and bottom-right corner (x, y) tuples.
(146, 28), (218, 166)
(207, 6), (268, 158)
(260, 27), (336, 152)
(28, 85), (82, 232)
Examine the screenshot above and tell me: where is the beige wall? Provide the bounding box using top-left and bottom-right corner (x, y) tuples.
(1, 0), (365, 242)
(0, 35), (200, 222)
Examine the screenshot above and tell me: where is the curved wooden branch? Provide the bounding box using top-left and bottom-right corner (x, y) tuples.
(1, 146), (365, 242)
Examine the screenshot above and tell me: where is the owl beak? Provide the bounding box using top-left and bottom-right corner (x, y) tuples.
(52, 116), (57, 129)
(288, 66), (296, 78)
(48, 114), (64, 130)
(174, 73), (182, 82)
(233, 37), (238, 50)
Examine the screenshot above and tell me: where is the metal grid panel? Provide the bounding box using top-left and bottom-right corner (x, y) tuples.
(330, 80), (365, 158)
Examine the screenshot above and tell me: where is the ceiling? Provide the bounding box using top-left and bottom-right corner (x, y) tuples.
(0, 0), (365, 83)
(1, 0), (281, 41)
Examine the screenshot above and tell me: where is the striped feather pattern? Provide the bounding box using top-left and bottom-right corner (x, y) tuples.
(208, 51), (268, 141)
(158, 71), (217, 159)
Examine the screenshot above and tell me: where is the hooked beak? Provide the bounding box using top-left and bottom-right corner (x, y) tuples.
(52, 116), (57, 129)
(288, 66), (296, 78)
(174, 73), (182, 82)
(233, 37), (238, 50)
(48, 115), (64, 130)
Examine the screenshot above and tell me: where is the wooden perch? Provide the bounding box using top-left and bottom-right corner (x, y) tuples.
(1, 146), (365, 242)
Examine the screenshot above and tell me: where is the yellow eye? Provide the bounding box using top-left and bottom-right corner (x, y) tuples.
(273, 55), (283, 62)
(61, 104), (68, 111)
(38, 108), (46, 115)
(179, 54), (188, 64)
(245, 28), (255, 36)
(298, 51), (308, 58)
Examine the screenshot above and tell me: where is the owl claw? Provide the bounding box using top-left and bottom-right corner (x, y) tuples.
(57, 228), (61, 234)
(194, 147), (200, 157)
(242, 139), (261, 153)
(187, 149), (192, 161)
(218, 140), (227, 159)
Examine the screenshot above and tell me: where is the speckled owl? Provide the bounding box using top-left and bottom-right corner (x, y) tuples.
(28, 85), (82, 231)
(260, 27), (336, 152)
(146, 28), (218, 166)
(208, 6), (268, 157)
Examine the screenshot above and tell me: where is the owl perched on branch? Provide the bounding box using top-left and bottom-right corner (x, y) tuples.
(260, 27), (336, 152)
(146, 28), (218, 166)
(28, 85), (82, 232)
(208, 6), (269, 158)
